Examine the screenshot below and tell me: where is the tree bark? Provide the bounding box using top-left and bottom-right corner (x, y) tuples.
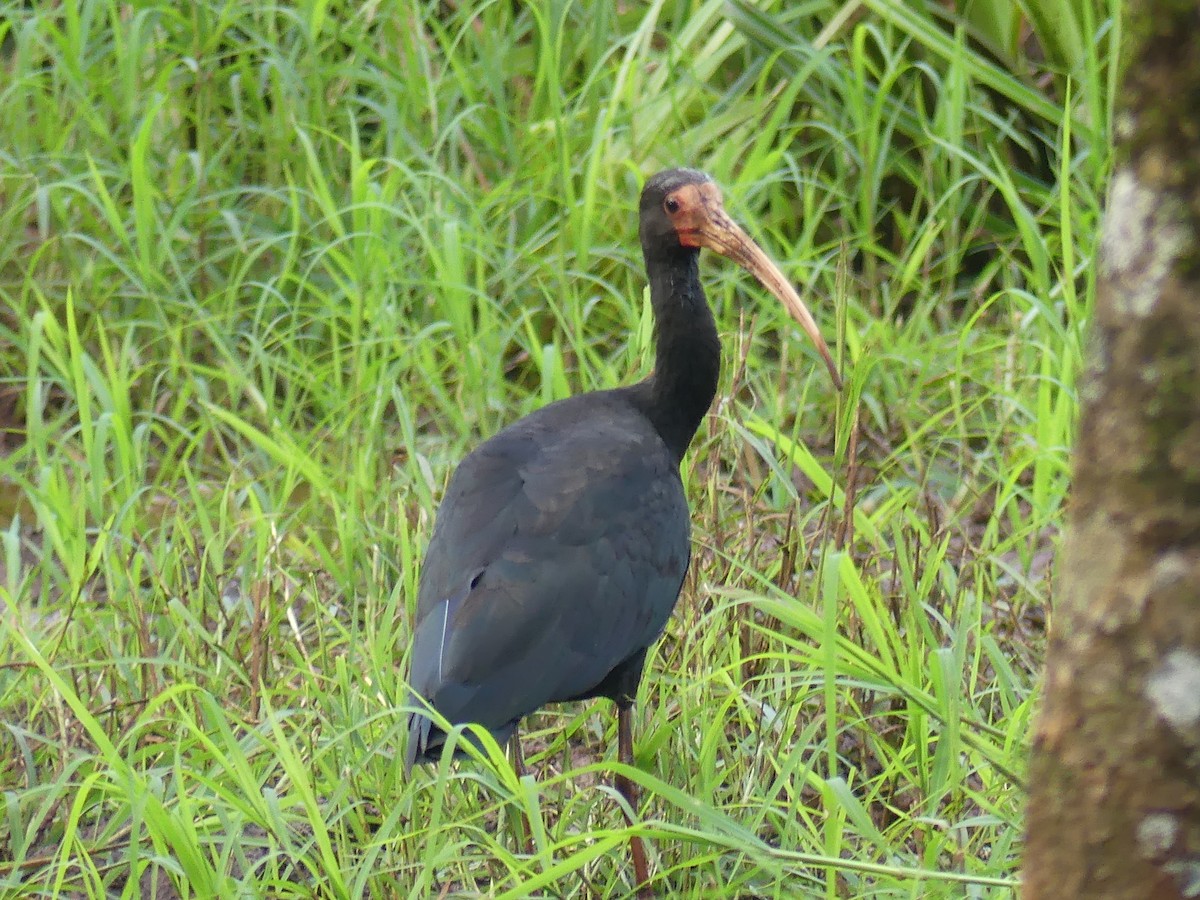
(1023, 3), (1200, 898)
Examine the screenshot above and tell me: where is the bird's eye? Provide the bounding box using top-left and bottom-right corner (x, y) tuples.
(664, 197), (680, 214)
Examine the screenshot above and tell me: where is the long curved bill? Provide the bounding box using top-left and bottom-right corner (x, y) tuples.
(678, 183), (843, 391)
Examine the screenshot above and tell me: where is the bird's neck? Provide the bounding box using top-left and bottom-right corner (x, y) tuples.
(634, 250), (721, 464)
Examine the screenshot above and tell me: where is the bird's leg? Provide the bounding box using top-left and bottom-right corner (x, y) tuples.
(510, 726), (528, 779)
(508, 726), (536, 856)
(615, 704), (652, 897)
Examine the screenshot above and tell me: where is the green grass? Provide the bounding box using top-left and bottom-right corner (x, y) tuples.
(0, 0), (1115, 895)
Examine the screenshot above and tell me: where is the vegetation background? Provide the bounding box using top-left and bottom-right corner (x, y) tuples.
(0, 0), (1116, 896)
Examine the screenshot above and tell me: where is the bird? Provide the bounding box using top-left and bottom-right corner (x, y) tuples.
(404, 167), (841, 895)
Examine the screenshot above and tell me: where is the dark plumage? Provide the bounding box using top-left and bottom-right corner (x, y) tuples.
(404, 168), (840, 894)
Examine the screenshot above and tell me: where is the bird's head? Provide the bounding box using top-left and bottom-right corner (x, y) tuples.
(638, 168), (717, 254)
(639, 168), (843, 390)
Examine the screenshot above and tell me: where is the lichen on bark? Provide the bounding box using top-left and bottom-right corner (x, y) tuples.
(1100, 168), (1189, 317)
(1145, 649), (1200, 735)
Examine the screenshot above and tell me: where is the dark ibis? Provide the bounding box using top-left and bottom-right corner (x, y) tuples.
(405, 168), (841, 893)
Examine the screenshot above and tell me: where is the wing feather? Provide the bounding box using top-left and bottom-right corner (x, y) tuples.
(405, 393), (690, 765)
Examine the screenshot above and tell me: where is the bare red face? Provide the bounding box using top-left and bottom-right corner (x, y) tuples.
(661, 181), (728, 249)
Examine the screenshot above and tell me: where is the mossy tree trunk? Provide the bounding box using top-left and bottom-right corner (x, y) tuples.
(1023, 3), (1200, 898)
